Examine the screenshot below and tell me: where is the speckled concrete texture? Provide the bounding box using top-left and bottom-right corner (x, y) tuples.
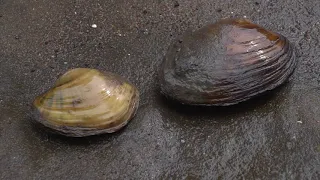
(0, 0), (320, 179)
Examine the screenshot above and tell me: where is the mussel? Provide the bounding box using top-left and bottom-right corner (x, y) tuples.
(32, 68), (139, 137)
(159, 18), (297, 106)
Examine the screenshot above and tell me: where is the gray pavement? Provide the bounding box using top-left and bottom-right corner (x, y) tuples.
(0, 0), (320, 179)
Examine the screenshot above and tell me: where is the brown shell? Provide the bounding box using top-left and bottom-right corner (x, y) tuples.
(159, 18), (297, 106)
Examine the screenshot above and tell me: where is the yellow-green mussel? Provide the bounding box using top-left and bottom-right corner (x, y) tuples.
(32, 68), (139, 137)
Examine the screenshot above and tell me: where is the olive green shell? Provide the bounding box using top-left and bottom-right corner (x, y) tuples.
(33, 68), (139, 137)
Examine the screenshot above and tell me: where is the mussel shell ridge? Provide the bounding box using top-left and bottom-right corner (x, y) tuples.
(33, 68), (139, 137)
(159, 18), (297, 106)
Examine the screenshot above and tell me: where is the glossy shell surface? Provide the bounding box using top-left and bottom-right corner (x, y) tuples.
(33, 68), (139, 137)
(159, 18), (297, 106)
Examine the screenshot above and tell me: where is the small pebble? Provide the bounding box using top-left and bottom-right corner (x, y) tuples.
(174, 1), (180, 8)
(91, 24), (97, 28)
(181, 139), (185, 143)
(297, 121), (302, 124)
(64, 62), (68, 65)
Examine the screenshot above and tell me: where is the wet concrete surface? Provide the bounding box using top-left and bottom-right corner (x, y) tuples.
(0, 0), (320, 179)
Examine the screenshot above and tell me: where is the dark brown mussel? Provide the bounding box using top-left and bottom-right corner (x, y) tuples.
(159, 18), (297, 106)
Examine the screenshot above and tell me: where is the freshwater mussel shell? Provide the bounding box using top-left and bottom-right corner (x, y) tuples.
(159, 18), (297, 106)
(32, 68), (139, 137)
